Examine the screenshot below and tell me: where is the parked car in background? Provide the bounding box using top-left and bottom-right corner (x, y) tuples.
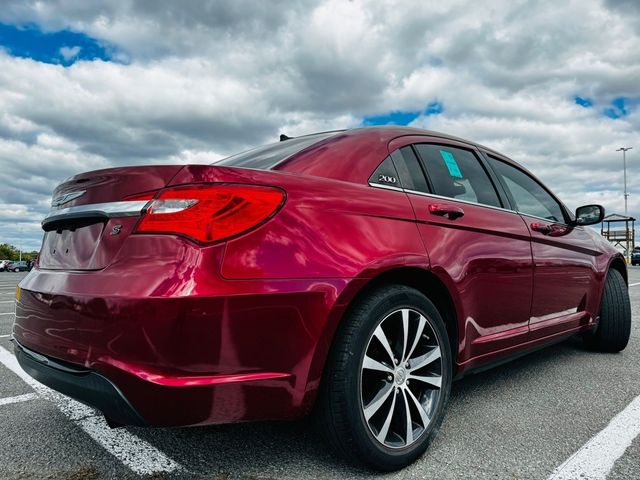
(12, 127), (631, 470)
(0, 260), (12, 271)
(7, 260), (29, 272)
(631, 247), (640, 266)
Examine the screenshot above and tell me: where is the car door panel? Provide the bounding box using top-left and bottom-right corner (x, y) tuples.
(412, 198), (534, 361)
(524, 218), (600, 339)
(482, 153), (600, 340)
(389, 137), (534, 365)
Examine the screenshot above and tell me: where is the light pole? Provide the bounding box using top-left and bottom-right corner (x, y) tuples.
(617, 147), (632, 216)
(617, 147), (633, 262)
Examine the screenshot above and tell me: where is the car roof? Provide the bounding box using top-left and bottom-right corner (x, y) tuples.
(276, 126), (517, 183)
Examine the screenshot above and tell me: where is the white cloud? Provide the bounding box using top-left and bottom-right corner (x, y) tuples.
(0, 0), (638, 250)
(59, 45), (81, 61)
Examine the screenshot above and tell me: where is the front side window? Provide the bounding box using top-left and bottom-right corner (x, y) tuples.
(487, 156), (565, 222)
(413, 144), (501, 208)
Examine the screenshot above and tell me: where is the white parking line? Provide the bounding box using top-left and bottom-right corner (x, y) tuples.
(0, 334), (10, 338)
(548, 394), (640, 480)
(0, 346), (183, 475)
(0, 392), (37, 406)
(0, 301), (15, 304)
(629, 282), (640, 287)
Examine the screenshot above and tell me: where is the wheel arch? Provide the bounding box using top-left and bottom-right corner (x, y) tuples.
(344, 267), (459, 360)
(609, 255), (628, 285)
(303, 266), (459, 414)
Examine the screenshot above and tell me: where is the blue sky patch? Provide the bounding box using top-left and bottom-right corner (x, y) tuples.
(603, 97), (629, 119)
(363, 101), (444, 126)
(575, 96), (593, 108)
(0, 22), (116, 66)
(363, 110), (421, 126)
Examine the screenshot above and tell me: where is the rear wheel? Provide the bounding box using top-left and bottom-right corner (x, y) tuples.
(585, 269), (631, 352)
(317, 285), (452, 470)
(13, 268), (19, 272)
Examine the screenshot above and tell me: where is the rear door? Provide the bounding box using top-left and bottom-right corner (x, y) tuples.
(483, 154), (599, 339)
(387, 137), (534, 365)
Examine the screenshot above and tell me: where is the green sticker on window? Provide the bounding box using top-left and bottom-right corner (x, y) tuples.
(439, 150), (462, 178)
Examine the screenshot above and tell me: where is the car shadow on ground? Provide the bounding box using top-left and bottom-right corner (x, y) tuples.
(129, 337), (591, 479)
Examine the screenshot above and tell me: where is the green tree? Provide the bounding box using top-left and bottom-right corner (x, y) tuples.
(0, 243), (20, 261)
(0, 244), (38, 261)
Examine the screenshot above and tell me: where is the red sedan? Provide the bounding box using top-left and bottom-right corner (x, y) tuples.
(12, 127), (630, 470)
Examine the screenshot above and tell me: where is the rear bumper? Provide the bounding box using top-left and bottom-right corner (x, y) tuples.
(12, 266), (353, 426)
(14, 339), (147, 426)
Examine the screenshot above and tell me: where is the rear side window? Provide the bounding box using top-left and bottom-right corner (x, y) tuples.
(487, 156), (566, 222)
(414, 144), (501, 208)
(393, 147), (430, 193)
(215, 132), (337, 170)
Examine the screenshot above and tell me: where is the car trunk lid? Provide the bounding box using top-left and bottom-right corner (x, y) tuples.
(39, 166), (183, 270)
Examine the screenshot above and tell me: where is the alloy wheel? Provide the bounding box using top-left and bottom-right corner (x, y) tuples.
(360, 308), (443, 449)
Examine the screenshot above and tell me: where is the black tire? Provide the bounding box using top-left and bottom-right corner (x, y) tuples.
(584, 269), (631, 352)
(316, 285), (452, 471)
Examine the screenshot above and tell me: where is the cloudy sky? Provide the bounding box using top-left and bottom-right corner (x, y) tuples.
(0, 0), (638, 251)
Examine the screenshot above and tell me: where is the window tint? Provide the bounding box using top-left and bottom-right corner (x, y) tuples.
(369, 156), (401, 188)
(393, 147), (429, 193)
(487, 156), (565, 222)
(414, 144), (501, 208)
(215, 132), (337, 170)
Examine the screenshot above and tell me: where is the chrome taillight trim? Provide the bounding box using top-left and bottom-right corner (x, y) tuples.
(42, 201), (150, 229)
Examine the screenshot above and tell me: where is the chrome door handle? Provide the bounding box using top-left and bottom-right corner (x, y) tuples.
(429, 204), (465, 220)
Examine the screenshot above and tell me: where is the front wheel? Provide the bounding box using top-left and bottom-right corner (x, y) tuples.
(317, 285), (452, 470)
(13, 268), (19, 272)
(584, 269), (631, 352)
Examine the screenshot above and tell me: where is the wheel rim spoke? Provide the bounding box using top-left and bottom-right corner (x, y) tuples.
(409, 373), (442, 389)
(406, 387), (431, 428)
(401, 389), (414, 446)
(373, 325), (395, 365)
(408, 346), (441, 372)
(406, 314), (426, 362)
(376, 387), (397, 443)
(401, 309), (409, 363)
(362, 354), (393, 374)
(364, 382), (394, 420)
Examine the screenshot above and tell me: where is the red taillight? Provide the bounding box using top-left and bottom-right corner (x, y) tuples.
(134, 184), (285, 243)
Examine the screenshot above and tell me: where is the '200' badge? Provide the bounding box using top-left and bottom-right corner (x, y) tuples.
(378, 174), (397, 184)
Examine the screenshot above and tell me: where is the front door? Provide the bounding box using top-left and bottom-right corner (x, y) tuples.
(484, 154), (598, 339)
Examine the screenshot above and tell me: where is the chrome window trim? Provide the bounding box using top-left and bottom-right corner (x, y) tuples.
(370, 180), (580, 227)
(42, 200), (150, 227)
(402, 189), (516, 214)
(370, 182), (517, 215)
(368, 182), (404, 192)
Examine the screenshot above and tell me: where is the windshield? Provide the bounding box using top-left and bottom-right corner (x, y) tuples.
(214, 132), (339, 170)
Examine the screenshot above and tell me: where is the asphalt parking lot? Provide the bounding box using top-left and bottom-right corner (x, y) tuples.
(0, 271), (639, 480)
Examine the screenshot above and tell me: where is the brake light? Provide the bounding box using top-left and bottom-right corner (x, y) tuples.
(134, 184), (285, 243)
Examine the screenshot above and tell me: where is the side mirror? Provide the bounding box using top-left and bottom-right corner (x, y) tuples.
(574, 204), (605, 226)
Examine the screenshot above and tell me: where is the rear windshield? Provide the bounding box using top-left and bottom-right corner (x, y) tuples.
(214, 132), (338, 170)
